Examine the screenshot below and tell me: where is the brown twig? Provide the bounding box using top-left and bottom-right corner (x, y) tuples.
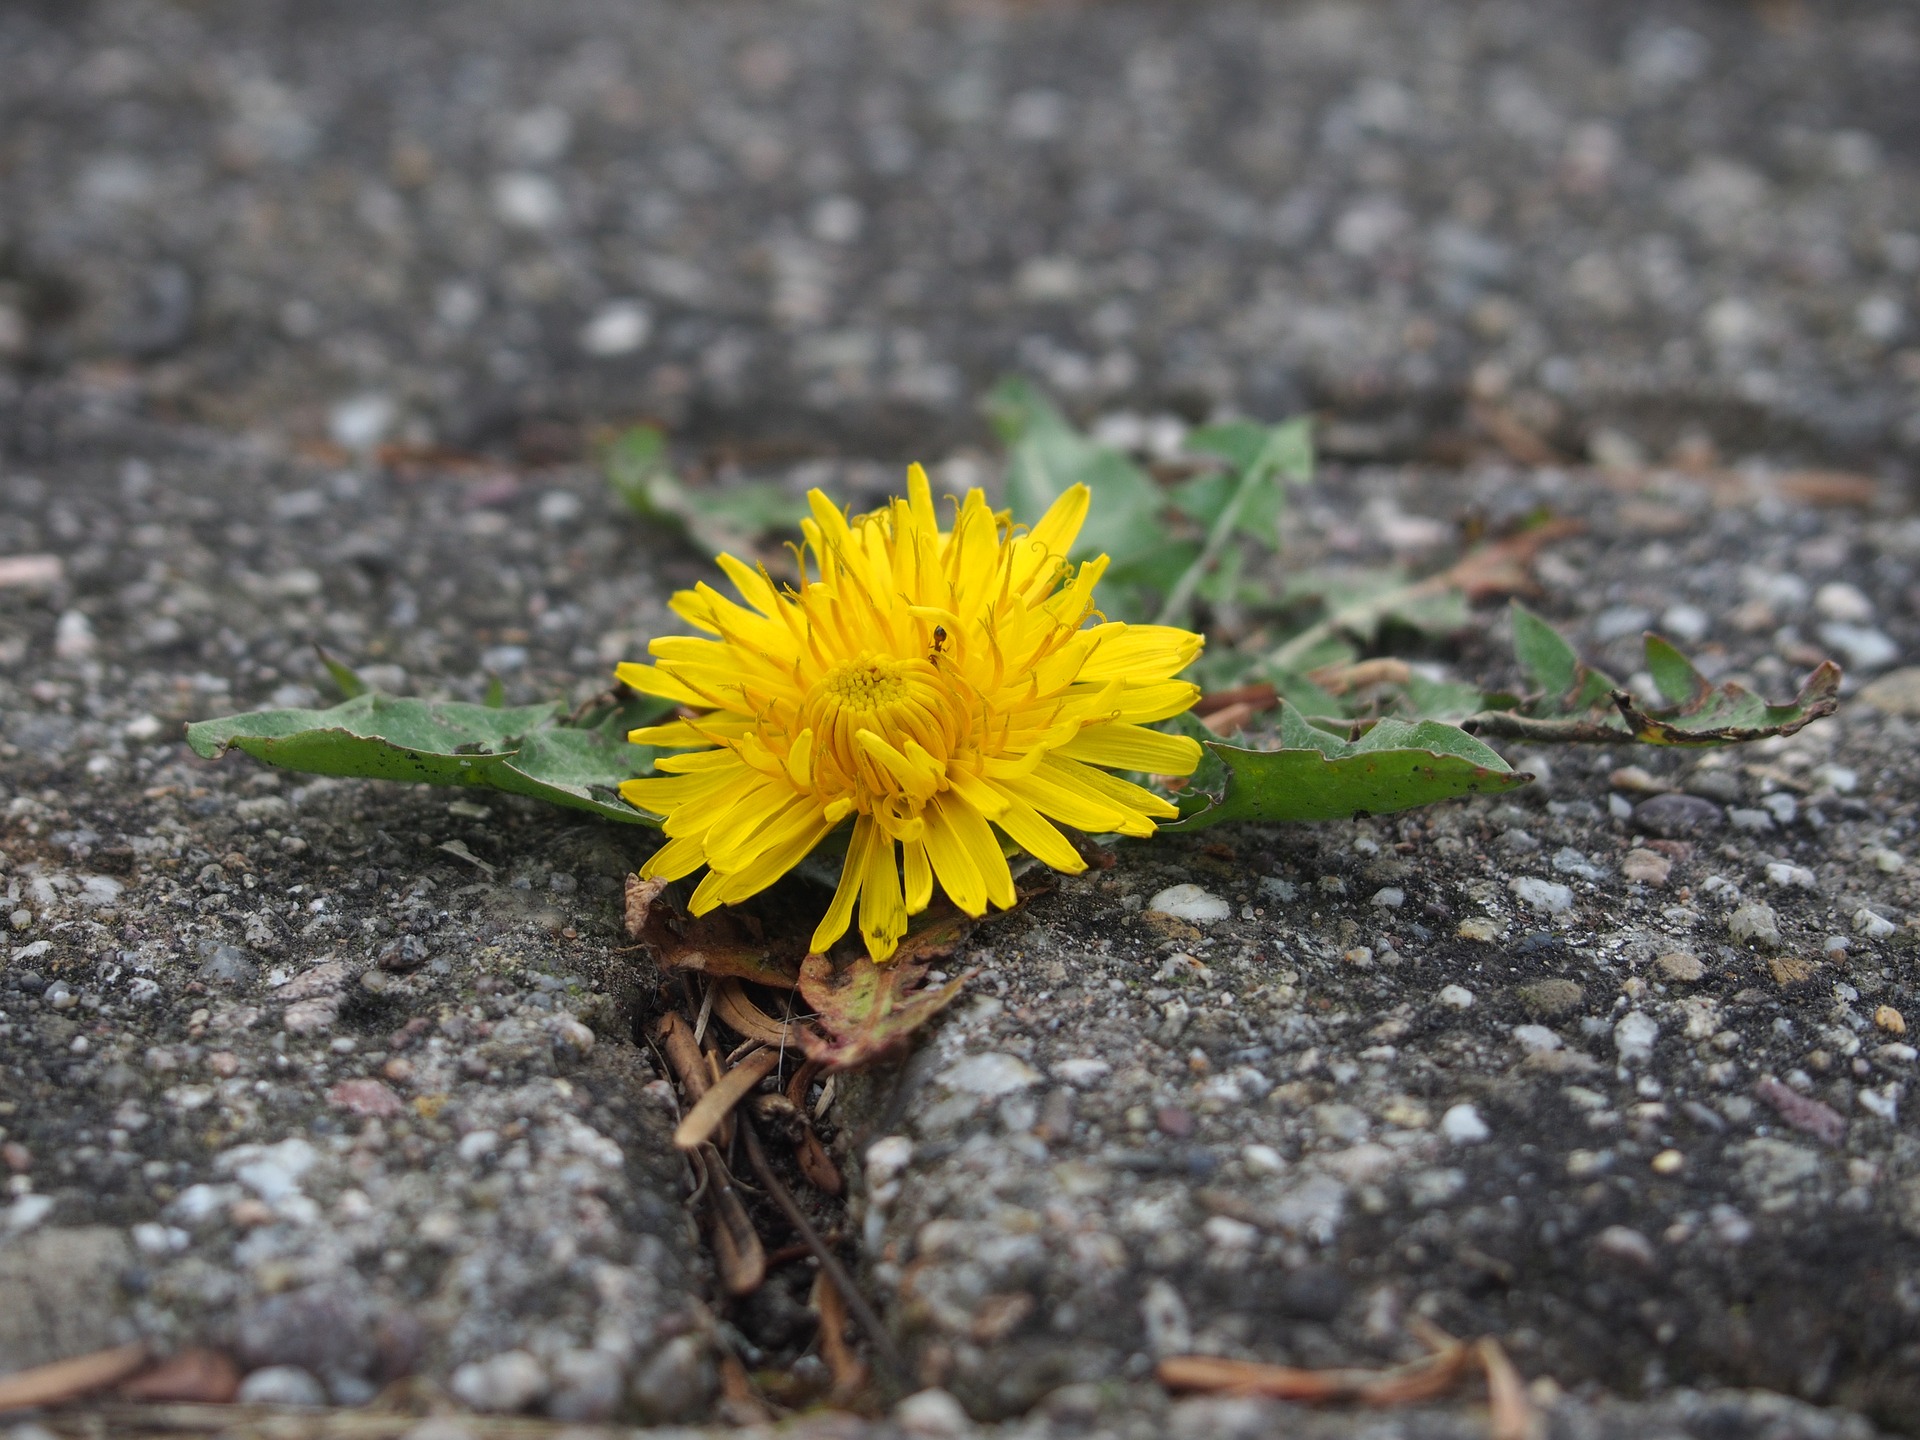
(735, 1114), (909, 1388)
(674, 1047), (779, 1151)
(0, 1343), (150, 1411)
(811, 1270), (871, 1404)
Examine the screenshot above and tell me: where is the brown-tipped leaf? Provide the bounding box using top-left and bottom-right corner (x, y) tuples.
(624, 876), (803, 989)
(798, 909), (977, 1072)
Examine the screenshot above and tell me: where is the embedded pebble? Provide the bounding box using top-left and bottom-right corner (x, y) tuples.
(1655, 951), (1706, 983)
(1440, 1104), (1490, 1144)
(1621, 848), (1672, 886)
(1509, 877), (1574, 914)
(1512, 1024), (1563, 1053)
(1147, 884), (1231, 923)
(1614, 1012), (1660, 1065)
(1728, 807), (1775, 833)
(1633, 792), (1724, 838)
(449, 1350), (548, 1413)
(235, 1366), (328, 1407)
(1765, 863), (1816, 890)
(1814, 581), (1873, 622)
(1437, 985), (1475, 1010)
(1854, 908), (1897, 940)
(1818, 623), (1898, 671)
(1456, 917), (1501, 942)
(939, 1053), (1041, 1096)
(1729, 902), (1782, 948)
(1371, 887), (1405, 909)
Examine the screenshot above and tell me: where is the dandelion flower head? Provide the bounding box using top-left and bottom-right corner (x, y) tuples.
(617, 466), (1204, 961)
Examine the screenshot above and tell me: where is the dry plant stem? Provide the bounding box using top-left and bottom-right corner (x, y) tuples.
(1476, 1337), (1541, 1440)
(736, 1113), (910, 1388)
(17, 1403), (623, 1439)
(811, 1270), (871, 1403)
(0, 1343), (150, 1411)
(699, 1143), (768, 1296)
(655, 1013), (712, 1103)
(674, 1046), (780, 1150)
(1154, 434), (1288, 629)
(1155, 1346), (1468, 1405)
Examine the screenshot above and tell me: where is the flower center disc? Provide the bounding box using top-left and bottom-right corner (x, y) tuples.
(822, 659), (908, 712)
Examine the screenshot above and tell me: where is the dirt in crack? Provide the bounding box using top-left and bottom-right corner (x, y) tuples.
(626, 875), (909, 1422)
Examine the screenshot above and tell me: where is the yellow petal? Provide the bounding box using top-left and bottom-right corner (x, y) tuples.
(1057, 723), (1203, 776)
(989, 788), (1086, 875)
(809, 816), (873, 955)
(638, 833), (707, 882)
(615, 661), (709, 707)
(858, 830), (907, 962)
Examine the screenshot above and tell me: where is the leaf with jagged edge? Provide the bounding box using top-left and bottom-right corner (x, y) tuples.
(1466, 603), (1842, 746)
(798, 909), (978, 1072)
(1164, 701), (1532, 829)
(187, 692), (663, 824)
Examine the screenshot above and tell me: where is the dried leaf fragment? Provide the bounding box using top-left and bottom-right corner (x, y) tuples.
(798, 913), (976, 1072)
(624, 876), (803, 988)
(675, 1047), (781, 1150)
(0, 1343), (150, 1411)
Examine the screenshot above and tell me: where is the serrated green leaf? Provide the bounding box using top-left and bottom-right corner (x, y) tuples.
(1166, 702), (1531, 829)
(604, 424), (807, 556)
(1469, 612), (1841, 747)
(186, 694), (662, 825)
(316, 647), (368, 700)
(1644, 634), (1707, 708)
(987, 377), (1168, 585)
(1510, 601), (1580, 697)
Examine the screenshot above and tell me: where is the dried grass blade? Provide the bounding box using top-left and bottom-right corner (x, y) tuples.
(1477, 1337), (1541, 1440)
(702, 1143), (767, 1297)
(655, 1012), (711, 1103)
(711, 979), (809, 1048)
(674, 1046), (780, 1150)
(0, 1342), (150, 1411)
(795, 1124), (844, 1196)
(1359, 1342), (1473, 1405)
(1155, 1354), (1360, 1401)
(810, 1270), (870, 1403)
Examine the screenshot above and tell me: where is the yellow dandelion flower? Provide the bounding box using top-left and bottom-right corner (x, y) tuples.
(616, 465), (1205, 961)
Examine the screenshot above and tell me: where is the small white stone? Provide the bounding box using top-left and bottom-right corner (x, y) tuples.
(124, 713), (165, 742)
(1815, 582), (1874, 623)
(894, 1388), (973, 1438)
(5, 1193), (54, 1232)
(457, 1129), (500, 1164)
(53, 609), (96, 661)
(492, 171), (563, 230)
(1147, 883), (1232, 923)
(1728, 901), (1782, 947)
(1202, 1215), (1260, 1250)
(1512, 1024), (1563, 1053)
(1241, 1143), (1287, 1176)
(1813, 765), (1858, 794)
(864, 1136), (915, 1190)
(1868, 848), (1906, 873)
(449, 1350), (547, 1414)
(1855, 908), (1898, 940)
(1614, 1011), (1660, 1065)
(939, 1052), (1041, 1096)
(1660, 604), (1711, 644)
(537, 490), (583, 526)
(1371, 886), (1406, 909)
(235, 1366), (326, 1407)
(1051, 1057), (1112, 1087)
(578, 299), (652, 357)
(1819, 623), (1898, 671)
(1765, 863), (1816, 890)
(1438, 984), (1475, 1010)
(328, 393), (396, 452)
(1509, 876), (1574, 914)
(1440, 1103), (1490, 1144)
(1761, 792), (1798, 825)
